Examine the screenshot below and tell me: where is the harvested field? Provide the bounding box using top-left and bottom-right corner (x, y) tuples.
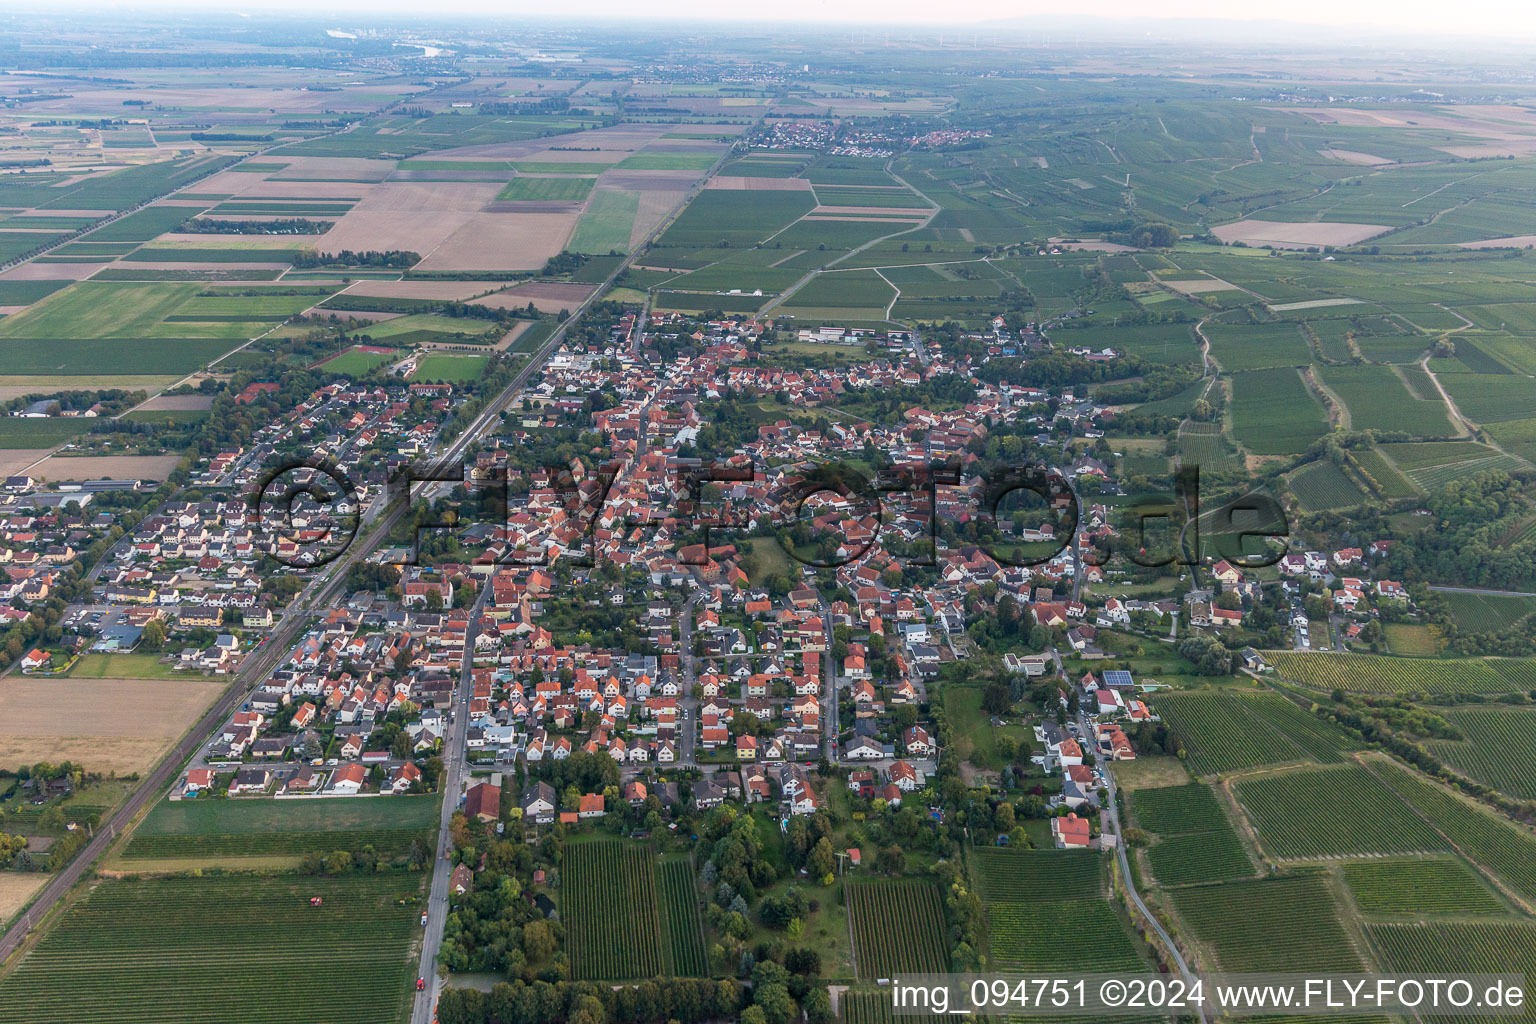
(482, 281), (595, 312)
(1211, 219), (1390, 248)
(1458, 236), (1536, 250)
(0, 873), (46, 924)
(1165, 279), (1238, 294)
(0, 450), (52, 476)
(0, 677), (225, 775)
(135, 395), (216, 411)
(1318, 149), (1394, 165)
(342, 280), (493, 301)
(0, 261), (111, 281)
(30, 454), (182, 481)
(706, 176), (814, 191)
(1047, 237), (1140, 252)
(414, 212), (576, 272)
(320, 181), (501, 256)
(1269, 298), (1364, 311)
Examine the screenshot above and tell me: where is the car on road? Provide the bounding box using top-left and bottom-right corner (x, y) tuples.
(417, 978), (426, 991)
(421, 911), (428, 926)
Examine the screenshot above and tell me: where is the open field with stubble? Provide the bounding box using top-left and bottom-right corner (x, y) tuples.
(0, 676), (225, 775)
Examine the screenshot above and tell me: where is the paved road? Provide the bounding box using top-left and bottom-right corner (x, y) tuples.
(819, 597), (839, 760)
(1076, 704), (1210, 1024)
(411, 582), (489, 1024)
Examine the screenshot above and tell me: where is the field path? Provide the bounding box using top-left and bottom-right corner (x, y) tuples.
(759, 161), (940, 317)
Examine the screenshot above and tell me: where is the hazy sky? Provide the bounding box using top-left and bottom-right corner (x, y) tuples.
(115, 0), (1536, 38)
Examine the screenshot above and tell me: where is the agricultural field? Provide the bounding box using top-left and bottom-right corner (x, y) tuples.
(971, 850), (1146, 974)
(657, 859), (708, 977)
(569, 189), (642, 254)
(413, 353), (489, 382)
(1263, 651), (1536, 695)
(1233, 764), (1448, 859)
(1205, 321), (1314, 372)
(0, 676), (225, 777)
(1370, 921), (1536, 1024)
(1228, 367), (1331, 456)
(496, 176), (596, 202)
(1127, 783), (1254, 886)
(1151, 689), (1358, 776)
(1343, 857), (1506, 916)
(1372, 760), (1536, 903)
(564, 840), (671, 980)
(1171, 874), (1370, 972)
(120, 795), (439, 863)
(0, 872), (421, 1024)
(1426, 708), (1536, 800)
(1439, 590), (1536, 632)
(847, 881), (949, 979)
(1286, 459), (1368, 511)
(1318, 363), (1455, 436)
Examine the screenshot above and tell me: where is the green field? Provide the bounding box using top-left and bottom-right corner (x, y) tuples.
(319, 345), (397, 375)
(0, 417), (89, 448)
(1370, 921), (1536, 1024)
(1264, 651), (1536, 695)
(1205, 321), (1312, 372)
(0, 872), (420, 1024)
(1343, 857), (1506, 915)
(1152, 689), (1358, 776)
(122, 794), (439, 861)
(1428, 708), (1536, 800)
(1234, 764), (1448, 859)
(1228, 367), (1330, 455)
(1127, 783), (1254, 886)
(67, 653), (182, 679)
(656, 190), (816, 248)
(1171, 874), (1369, 972)
(413, 353), (489, 382)
(496, 176), (596, 202)
(616, 151), (719, 171)
(1373, 760), (1536, 902)
(1318, 363), (1455, 436)
(657, 859), (708, 977)
(563, 840), (667, 980)
(971, 850), (1147, 974)
(1287, 459), (1368, 511)
(568, 189), (640, 255)
(1439, 590), (1536, 633)
(847, 881), (949, 979)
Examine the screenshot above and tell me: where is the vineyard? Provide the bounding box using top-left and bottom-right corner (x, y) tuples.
(1343, 858), (1506, 916)
(658, 859), (708, 976)
(1428, 708), (1536, 800)
(1152, 690), (1357, 776)
(971, 848), (1102, 901)
(1371, 760), (1536, 902)
(970, 850), (1145, 974)
(1234, 765), (1448, 859)
(847, 881), (950, 979)
(1369, 922), (1536, 1024)
(0, 873), (419, 1024)
(839, 990), (953, 1024)
(1439, 591), (1536, 633)
(1264, 651), (1536, 695)
(1128, 784), (1253, 886)
(1171, 874), (1369, 972)
(564, 841), (666, 980)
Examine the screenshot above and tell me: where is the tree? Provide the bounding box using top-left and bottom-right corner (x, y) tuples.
(806, 837), (835, 880)
(141, 618), (167, 649)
